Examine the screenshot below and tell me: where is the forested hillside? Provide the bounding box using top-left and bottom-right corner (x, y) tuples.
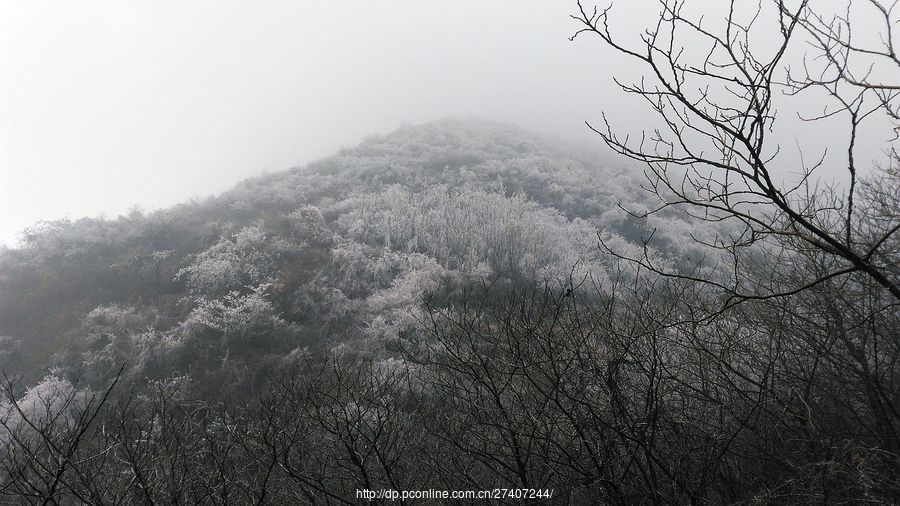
(0, 118), (672, 393)
(1, 118), (898, 504)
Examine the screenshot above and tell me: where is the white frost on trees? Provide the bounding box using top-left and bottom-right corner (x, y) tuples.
(176, 225), (277, 297)
(363, 254), (446, 343)
(187, 284), (282, 342)
(0, 375), (90, 439)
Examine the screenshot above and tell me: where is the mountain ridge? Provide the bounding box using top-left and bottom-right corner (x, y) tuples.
(0, 117), (669, 391)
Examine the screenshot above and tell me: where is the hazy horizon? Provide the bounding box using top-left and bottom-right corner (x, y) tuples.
(1, 1), (644, 248)
(2, 1), (892, 248)
(2, 2), (899, 502)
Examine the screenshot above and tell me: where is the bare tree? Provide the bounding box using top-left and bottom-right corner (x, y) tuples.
(569, 1), (900, 502)
(0, 368), (121, 505)
(571, 0), (900, 307)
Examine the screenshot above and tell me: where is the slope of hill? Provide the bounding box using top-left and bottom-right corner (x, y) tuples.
(3, 118), (899, 504)
(0, 118), (677, 393)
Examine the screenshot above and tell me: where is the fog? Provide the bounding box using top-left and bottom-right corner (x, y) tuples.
(0, 1), (640, 247)
(4, 3), (900, 501)
(0, 1), (893, 247)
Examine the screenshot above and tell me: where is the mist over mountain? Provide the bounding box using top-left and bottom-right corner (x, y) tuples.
(1, 114), (899, 503)
(0, 118), (684, 392)
(5, 0), (900, 500)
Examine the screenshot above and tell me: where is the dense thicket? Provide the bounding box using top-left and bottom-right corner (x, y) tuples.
(0, 118), (898, 503)
(0, 118), (666, 392)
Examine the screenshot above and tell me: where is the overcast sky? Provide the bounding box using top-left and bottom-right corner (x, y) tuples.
(0, 1), (636, 247)
(0, 1), (893, 247)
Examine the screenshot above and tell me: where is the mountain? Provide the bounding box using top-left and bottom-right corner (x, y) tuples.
(0, 118), (678, 394)
(3, 118), (898, 504)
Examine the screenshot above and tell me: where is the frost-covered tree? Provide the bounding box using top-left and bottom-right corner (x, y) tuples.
(362, 253), (446, 345)
(77, 305), (181, 386)
(0, 375), (89, 435)
(335, 186), (610, 282)
(187, 284), (282, 344)
(176, 225), (278, 297)
(288, 205), (332, 244)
